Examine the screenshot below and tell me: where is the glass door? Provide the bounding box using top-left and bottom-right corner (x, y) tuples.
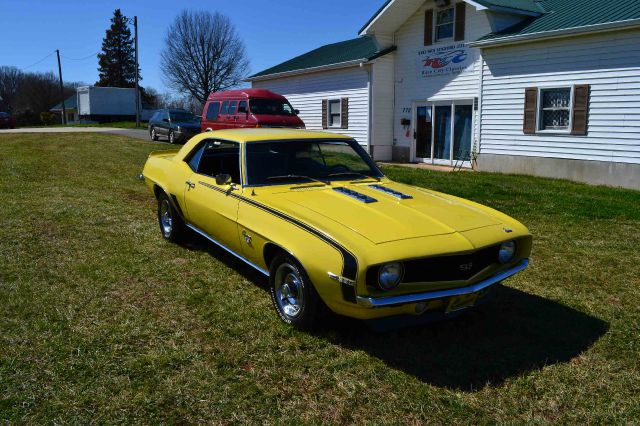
(433, 105), (452, 162)
(413, 101), (473, 165)
(415, 104), (432, 160)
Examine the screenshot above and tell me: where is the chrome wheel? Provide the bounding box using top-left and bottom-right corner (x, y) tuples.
(159, 199), (173, 237)
(169, 131), (175, 144)
(274, 263), (305, 319)
(151, 128), (157, 140)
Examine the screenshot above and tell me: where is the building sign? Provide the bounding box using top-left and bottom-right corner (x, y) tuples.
(416, 43), (474, 78)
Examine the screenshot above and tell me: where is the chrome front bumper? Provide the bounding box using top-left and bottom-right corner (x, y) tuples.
(355, 259), (529, 308)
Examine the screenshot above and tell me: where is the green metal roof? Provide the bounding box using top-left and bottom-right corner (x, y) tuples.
(477, 0), (640, 43)
(249, 36), (395, 79)
(50, 94), (77, 111)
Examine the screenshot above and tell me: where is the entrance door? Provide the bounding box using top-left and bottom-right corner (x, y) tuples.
(433, 105), (452, 162)
(415, 105), (432, 160)
(413, 101), (473, 165)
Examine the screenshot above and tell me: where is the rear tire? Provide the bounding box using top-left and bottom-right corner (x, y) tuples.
(157, 192), (186, 243)
(269, 254), (321, 330)
(150, 127), (159, 141)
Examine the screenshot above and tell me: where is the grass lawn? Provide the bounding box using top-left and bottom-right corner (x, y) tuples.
(1, 133), (639, 423)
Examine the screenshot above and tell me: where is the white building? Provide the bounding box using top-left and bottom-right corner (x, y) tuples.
(248, 0), (640, 189)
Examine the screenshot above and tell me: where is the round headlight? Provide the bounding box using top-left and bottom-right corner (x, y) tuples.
(498, 240), (516, 264)
(378, 262), (403, 290)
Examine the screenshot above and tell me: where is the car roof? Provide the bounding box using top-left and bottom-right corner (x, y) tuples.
(206, 89), (286, 101)
(177, 129), (353, 158)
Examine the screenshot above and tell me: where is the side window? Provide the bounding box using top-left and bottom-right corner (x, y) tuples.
(228, 101), (237, 115)
(196, 140), (241, 183)
(186, 143), (206, 171)
(220, 101), (229, 115)
(206, 102), (220, 120)
(328, 99), (341, 127)
(238, 101), (247, 114)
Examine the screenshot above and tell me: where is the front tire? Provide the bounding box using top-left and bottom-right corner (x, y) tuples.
(269, 254), (321, 330)
(150, 127), (158, 141)
(168, 130), (175, 144)
(157, 192), (186, 242)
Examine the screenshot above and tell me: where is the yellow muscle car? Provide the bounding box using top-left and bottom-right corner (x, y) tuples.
(141, 129), (531, 329)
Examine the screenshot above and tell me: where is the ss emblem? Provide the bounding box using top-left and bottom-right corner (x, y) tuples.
(459, 262), (473, 271)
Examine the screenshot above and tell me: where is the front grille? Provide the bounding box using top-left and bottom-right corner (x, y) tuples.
(366, 245), (500, 288)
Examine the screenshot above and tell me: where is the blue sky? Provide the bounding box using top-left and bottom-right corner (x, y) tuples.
(1, 0), (382, 93)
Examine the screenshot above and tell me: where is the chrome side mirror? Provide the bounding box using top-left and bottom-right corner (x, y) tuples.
(215, 173), (232, 185)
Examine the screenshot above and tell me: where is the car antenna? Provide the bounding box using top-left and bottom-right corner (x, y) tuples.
(251, 188), (256, 196)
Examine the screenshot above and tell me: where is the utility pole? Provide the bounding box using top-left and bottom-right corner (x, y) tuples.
(134, 16), (140, 128)
(56, 49), (67, 125)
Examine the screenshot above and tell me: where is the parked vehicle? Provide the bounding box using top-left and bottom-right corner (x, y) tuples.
(149, 109), (201, 144)
(141, 129), (531, 329)
(200, 89), (305, 132)
(0, 112), (16, 129)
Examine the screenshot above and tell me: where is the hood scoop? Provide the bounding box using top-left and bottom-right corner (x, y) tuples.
(368, 184), (413, 200)
(333, 187), (378, 203)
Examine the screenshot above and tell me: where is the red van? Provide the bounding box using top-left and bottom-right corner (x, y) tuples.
(200, 89), (305, 132)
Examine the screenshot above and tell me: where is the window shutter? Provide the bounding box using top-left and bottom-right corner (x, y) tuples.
(571, 84), (590, 135)
(455, 2), (466, 41)
(341, 98), (349, 129)
(424, 9), (433, 46)
(321, 99), (328, 129)
(523, 87), (538, 134)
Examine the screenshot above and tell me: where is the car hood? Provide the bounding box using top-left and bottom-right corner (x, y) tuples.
(260, 181), (503, 244)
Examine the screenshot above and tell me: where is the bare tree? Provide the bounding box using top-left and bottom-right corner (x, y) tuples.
(161, 10), (249, 104)
(0, 66), (24, 112)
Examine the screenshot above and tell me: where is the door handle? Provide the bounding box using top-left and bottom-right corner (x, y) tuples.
(185, 180), (195, 189)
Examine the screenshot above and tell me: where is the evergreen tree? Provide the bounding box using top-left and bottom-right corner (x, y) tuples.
(96, 9), (141, 87)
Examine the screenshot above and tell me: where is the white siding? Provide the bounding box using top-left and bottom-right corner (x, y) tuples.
(480, 28), (640, 164)
(371, 53), (396, 160)
(252, 67), (370, 145)
(392, 1), (492, 151)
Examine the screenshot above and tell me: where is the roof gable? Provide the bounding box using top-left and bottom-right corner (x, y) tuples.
(359, 0), (543, 36)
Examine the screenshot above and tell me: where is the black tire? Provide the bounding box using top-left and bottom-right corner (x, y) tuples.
(157, 192), (186, 243)
(168, 130), (175, 144)
(269, 254), (321, 330)
(150, 127), (159, 141)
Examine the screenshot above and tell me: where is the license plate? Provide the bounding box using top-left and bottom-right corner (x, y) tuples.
(446, 292), (479, 313)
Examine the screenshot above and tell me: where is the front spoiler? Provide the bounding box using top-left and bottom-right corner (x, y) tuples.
(355, 259), (529, 308)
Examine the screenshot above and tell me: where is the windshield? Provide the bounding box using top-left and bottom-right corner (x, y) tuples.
(249, 99), (295, 116)
(245, 139), (383, 186)
(170, 111), (198, 122)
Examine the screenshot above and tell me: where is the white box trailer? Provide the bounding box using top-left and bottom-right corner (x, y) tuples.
(77, 86), (140, 119)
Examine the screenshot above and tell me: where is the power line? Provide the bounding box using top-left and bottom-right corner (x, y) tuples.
(20, 51), (56, 71)
(61, 51), (100, 61)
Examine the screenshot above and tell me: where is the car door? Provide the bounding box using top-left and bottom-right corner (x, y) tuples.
(155, 110), (168, 135)
(183, 139), (243, 254)
(237, 101), (249, 128)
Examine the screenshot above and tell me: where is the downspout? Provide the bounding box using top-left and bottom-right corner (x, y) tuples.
(475, 50), (485, 170)
(363, 62), (374, 158)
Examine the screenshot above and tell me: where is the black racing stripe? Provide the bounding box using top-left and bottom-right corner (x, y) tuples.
(198, 181), (358, 281)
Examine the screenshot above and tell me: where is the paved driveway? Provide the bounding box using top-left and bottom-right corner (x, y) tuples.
(0, 127), (150, 141)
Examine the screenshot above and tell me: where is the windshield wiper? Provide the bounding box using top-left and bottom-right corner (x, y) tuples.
(327, 172), (380, 182)
(265, 175), (328, 185)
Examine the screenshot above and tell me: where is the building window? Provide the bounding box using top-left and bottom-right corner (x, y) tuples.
(539, 88), (572, 131)
(328, 99), (341, 127)
(435, 7), (454, 41)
